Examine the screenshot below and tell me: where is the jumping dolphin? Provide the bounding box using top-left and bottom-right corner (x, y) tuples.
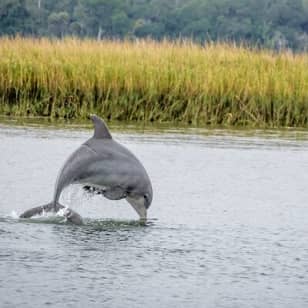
(20, 115), (153, 224)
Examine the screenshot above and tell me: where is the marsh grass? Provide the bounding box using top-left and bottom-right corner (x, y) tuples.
(0, 37), (307, 127)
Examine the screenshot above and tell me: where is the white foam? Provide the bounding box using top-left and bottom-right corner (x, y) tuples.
(9, 210), (19, 219)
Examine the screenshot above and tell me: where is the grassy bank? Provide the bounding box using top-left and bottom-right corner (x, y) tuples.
(0, 38), (307, 127)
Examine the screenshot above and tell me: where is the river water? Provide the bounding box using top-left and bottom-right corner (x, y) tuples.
(0, 122), (307, 307)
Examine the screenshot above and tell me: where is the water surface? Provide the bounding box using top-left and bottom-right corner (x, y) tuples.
(0, 122), (308, 307)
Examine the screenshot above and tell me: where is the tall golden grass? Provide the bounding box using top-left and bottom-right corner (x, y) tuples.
(0, 37), (307, 126)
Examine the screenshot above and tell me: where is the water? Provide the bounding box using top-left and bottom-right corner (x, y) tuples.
(0, 122), (308, 308)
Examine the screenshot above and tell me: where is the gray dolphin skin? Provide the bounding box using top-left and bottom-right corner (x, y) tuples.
(20, 115), (153, 224)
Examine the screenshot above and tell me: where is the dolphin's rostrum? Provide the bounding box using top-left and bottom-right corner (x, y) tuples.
(20, 115), (153, 224)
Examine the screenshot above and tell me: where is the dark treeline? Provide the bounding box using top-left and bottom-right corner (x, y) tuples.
(0, 0), (308, 51)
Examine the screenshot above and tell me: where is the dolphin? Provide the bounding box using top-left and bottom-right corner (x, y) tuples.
(20, 115), (153, 224)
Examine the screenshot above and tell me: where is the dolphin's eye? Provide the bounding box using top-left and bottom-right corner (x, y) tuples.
(144, 194), (148, 201)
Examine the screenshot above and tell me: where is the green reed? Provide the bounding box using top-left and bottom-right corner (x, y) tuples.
(0, 37), (307, 127)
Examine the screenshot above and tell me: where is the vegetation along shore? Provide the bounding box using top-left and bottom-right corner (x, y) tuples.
(0, 38), (307, 127)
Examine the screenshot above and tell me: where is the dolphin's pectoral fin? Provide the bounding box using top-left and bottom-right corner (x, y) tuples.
(19, 202), (83, 225)
(102, 186), (127, 200)
(83, 185), (127, 200)
(83, 185), (104, 195)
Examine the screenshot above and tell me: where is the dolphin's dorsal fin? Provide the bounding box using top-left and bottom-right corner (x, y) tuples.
(90, 115), (112, 139)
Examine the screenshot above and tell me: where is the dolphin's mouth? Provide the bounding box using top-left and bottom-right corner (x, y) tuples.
(126, 196), (147, 220)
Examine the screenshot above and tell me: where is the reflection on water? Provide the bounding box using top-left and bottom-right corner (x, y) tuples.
(0, 121), (308, 308)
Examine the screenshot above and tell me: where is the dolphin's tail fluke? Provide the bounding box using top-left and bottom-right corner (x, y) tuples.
(19, 202), (83, 225)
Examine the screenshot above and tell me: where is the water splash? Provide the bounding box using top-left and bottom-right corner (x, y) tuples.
(9, 210), (19, 219)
